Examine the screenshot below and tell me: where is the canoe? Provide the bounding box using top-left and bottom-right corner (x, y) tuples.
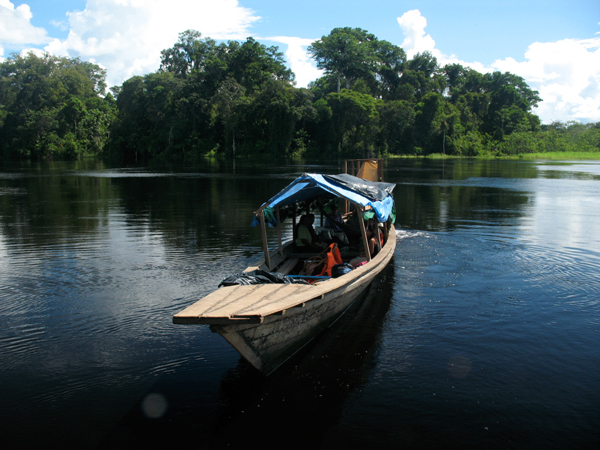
(173, 169), (397, 374)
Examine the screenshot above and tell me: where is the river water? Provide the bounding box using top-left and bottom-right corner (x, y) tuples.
(0, 158), (599, 449)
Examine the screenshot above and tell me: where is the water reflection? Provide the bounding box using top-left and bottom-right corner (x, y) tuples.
(0, 158), (557, 250)
(1, 158), (599, 449)
(101, 264), (396, 449)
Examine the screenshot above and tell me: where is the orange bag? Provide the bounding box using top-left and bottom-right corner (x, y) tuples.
(318, 243), (342, 277)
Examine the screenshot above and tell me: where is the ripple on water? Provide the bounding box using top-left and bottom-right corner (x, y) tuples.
(515, 241), (600, 304)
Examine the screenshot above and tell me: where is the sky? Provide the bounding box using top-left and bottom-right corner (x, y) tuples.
(1, 0), (599, 124)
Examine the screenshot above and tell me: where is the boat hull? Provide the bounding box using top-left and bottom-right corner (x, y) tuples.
(213, 228), (395, 374)
(211, 270), (374, 374)
(175, 225), (396, 374)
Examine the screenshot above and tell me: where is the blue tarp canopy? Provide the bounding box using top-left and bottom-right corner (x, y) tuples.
(256, 173), (396, 223)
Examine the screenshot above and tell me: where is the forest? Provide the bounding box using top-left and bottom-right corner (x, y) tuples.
(1, 28), (599, 161)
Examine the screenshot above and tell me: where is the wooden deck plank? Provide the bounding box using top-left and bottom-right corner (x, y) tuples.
(208, 284), (307, 318)
(242, 250), (392, 317)
(173, 284), (261, 318)
(275, 257), (298, 275)
(174, 227), (396, 323)
(174, 284), (281, 319)
(233, 283), (314, 316)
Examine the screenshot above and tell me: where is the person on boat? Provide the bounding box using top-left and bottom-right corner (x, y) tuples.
(325, 205), (344, 232)
(365, 219), (381, 258)
(296, 214), (327, 251)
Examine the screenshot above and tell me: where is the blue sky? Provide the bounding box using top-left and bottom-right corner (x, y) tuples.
(1, 0), (599, 123)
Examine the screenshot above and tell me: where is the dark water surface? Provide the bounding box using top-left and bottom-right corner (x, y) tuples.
(1, 158), (599, 449)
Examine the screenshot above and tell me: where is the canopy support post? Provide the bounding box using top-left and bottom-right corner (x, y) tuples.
(259, 210), (271, 270)
(292, 208), (297, 246)
(276, 206), (283, 257)
(357, 206), (372, 262)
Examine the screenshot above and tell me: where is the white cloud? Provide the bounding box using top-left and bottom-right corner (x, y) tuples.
(396, 10), (485, 72)
(490, 38), (600, 123)
(396, 9), (600, 124)
(397, 9), (438, 59)
(395, 11), (488, 75)
(43, 0), (260, 87)
(265, 36), (322, 87)
(0, 0), (48, 53)
(50, 19), (69, 32)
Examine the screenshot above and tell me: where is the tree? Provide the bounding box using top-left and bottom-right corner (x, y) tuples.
(399, 52), (445, 102)
(0, 52), (114, 160)
(108, 76), (148, 161)
(377, 100), (415, 154)
(210, 77), (247, 157)
(485, 72), (541, 111)
(309, 28), (380, 93)
(453, 92), (490, 132)
(453, 131), (489, 156)
(439, 103), (460, 155)
(228, 38), (294, 94)
(160, 30), (219, 77)
(412, 92), (457, 154)
(325, 89), (382, 157)
(370, 39), (407, 100)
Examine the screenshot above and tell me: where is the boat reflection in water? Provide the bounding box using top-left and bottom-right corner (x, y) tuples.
(209, 263), (396, 448)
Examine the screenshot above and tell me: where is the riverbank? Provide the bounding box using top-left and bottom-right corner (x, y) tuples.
(389, 152), (600, 161)
(515, 151), (600, 160)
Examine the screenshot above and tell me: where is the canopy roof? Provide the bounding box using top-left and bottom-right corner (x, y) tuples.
(257, 173), (396, 223)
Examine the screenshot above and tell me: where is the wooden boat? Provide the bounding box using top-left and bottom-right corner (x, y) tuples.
(173, 163), (396, 375)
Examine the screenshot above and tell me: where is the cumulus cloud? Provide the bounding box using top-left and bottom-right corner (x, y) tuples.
(396, 10), (488, 73)
(491, 38), (600, 123)
(396, 9), (600, 124)
(396, 10), (485, 71)
(43, 0), (260, 87)
(0, 0), (48, 54)
(397, 9), (437, 59)
(265, 36), (322, 87)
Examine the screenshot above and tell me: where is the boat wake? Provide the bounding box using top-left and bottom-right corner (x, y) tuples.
(395, 228), (429, 240)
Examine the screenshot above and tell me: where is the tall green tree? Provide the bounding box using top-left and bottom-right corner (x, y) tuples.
(412, 92), (458, 154)
(309, 27), (380, 93)
(210, 77), (247, 157)
(228, 38), (294, 94)
(377, 100), (415, 154)
(0, 52), (114, 160)
(325, 89), (382, 157)
(480, 72), (541, 140)
(160, 30), (220, 77)
(374, 40), (407, 100)
(399, 52), (445, 102)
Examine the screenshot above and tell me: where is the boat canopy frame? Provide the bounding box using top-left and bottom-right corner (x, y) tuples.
(253, 173), (396, 270)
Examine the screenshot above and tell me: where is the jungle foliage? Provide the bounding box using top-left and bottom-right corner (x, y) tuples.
(1, 28), (598, 161)
(0, 53), (116, 159)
